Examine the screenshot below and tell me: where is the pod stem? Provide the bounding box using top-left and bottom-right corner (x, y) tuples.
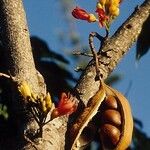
(89, 32), (103, 81)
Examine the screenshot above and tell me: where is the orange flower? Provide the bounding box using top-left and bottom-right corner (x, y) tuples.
(72, 7), (97, 23)
(51, 92), (77, 119)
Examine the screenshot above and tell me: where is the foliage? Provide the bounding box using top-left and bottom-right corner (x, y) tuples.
(132, 119), (150, 150)
(136, 15), (150, 60)
(0, 104), (8, 120)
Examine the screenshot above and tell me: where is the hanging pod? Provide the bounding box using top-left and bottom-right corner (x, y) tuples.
(69, 81), (133, 150)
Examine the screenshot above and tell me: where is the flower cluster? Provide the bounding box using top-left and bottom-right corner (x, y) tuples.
(51, 92), (77, 119)
(18, 81), (77, 137)
(18, 81), (52, 125)
(18, 81), (77, 121)
(18, 81), (52, 114)
(72, 0), (122, 29)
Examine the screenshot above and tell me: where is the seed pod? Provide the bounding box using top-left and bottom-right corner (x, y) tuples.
(101, 109), (121, 126)
(69, 81), (133, 150)
(99, 124), (121, 149)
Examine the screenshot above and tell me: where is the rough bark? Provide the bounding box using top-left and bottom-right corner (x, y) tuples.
(0, 0), (149, 150)
(0, 0), (45, 149)
(0, 0), (43, 93)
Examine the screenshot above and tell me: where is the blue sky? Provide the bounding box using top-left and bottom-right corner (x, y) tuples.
(24, 0), (150, 136)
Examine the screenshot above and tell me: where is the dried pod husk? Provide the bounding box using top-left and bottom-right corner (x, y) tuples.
(101, 109), (121, 126)
(69, 81), (133, 150)
(99, 124), (121, 149)
(69, 81), (106, 150)
(78, 122), (97, 148)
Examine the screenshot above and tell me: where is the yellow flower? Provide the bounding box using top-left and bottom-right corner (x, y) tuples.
(18, 81), (32, 99)
(99, 0), (106, 6)
(97, 2), (103, 9)
(45, 92), (52, 111)
(31, 92), (37, 100)
(110, 0), (120, 6)
(109, 5), (120, 16)
(41, 99), (47, 112)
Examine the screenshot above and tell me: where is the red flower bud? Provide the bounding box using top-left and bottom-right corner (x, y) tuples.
(72, 7), (89, 20)
(72, 7), (97, 22)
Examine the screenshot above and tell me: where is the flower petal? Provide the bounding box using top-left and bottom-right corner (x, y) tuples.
(72, 7), (89, 20)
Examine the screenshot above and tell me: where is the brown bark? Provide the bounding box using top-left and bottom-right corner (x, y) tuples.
(0, 0), (149, 150)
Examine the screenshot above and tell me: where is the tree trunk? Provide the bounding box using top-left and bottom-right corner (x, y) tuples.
(0, 0), (41, 92)
(0, 0), (149, 149)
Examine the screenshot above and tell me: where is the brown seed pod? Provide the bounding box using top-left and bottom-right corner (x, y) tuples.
(101, 109), (121, 126)
(99, 124), (121, 149)
(69, 81), (133, 150)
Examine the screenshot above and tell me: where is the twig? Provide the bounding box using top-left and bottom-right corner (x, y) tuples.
(0, 73), (11, 79)
(89, 32), (103, 53)
(24, 135), (38, 150)
(89, 32), (103, 80)
(105, 29), (109, 38)
(0, 72), (16, 81)
(73, 51), (93, 57)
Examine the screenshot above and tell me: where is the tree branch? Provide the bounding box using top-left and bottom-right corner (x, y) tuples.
(74, 0), (150, 105)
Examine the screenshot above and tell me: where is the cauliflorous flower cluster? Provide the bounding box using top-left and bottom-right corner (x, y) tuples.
(18, 81), (52, 114)
(72, 0), (122, 29)
(18, 80), (77, 137)
(51, 92), (77, 119)
(18, 81), (77, 121)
